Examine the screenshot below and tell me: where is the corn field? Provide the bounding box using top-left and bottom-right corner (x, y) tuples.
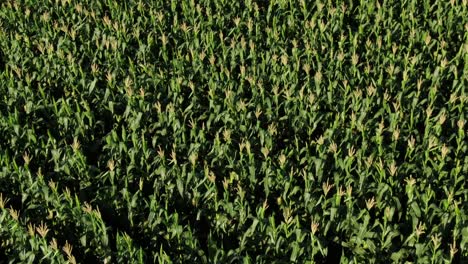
(0, 0), (467, 263)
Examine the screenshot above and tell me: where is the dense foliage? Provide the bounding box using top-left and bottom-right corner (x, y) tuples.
(0, 0), (467, 263)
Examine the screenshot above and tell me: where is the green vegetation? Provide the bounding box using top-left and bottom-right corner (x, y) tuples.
(0, 0), (467, 263)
